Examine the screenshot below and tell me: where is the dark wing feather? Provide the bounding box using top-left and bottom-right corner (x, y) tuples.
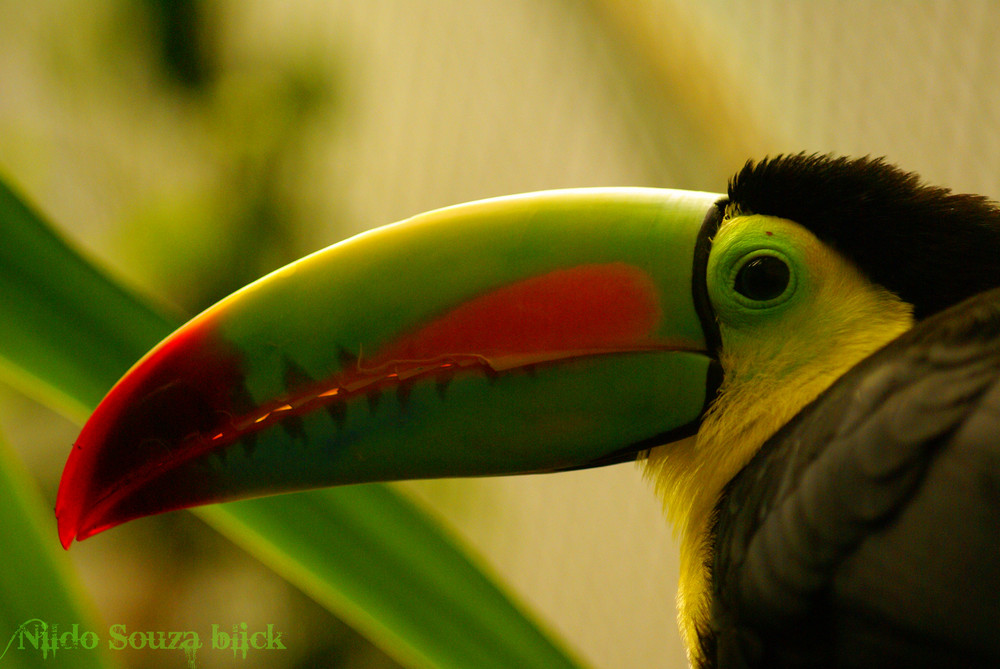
(707, 288), (1000, 668)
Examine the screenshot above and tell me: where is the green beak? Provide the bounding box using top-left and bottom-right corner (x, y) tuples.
(57, 188), (722, 547)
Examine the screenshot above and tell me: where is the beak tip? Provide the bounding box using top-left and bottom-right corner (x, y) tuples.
(55, 506), (78, 549)
(55, 451), (112, 549)
(57, 493), (121, 548)
(55, 465), (80, 549)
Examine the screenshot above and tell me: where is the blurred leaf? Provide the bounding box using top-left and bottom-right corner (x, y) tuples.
(0, 176), (176, 418)
(140, 0), (216, 91)
(0, 430), (114, 669)
(0, 175), (587, 669)
(201, 489), (585, 669)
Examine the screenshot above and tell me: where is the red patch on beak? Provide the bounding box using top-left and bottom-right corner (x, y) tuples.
(376, 262), (664, 369)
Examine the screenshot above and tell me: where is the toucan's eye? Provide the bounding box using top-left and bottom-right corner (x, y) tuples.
(734, 255), (790, 302)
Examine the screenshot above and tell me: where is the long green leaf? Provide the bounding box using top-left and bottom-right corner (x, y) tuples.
(0, 175), (586, 669)
(0, 430), (115, 669)
(0, 178), (176, 417)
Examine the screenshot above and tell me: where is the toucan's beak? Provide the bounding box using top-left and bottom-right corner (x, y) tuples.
(57, 188), (722, 547)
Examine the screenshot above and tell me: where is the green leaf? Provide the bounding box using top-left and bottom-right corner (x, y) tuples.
(0, 175), (587, 669)
(0, 177), (176, 417)
(201, 491), (582, 669)
(0, 430), (115, 669)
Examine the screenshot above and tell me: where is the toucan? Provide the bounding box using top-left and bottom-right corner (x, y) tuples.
(56, 154), (1000, 667)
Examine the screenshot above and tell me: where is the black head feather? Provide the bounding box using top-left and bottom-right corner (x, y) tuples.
(725, 153), (1000, 319)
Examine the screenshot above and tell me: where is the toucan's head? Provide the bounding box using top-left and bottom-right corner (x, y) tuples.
(645, 153), (1000, 529)
(642, 155), (1000, 649)
(56, 156), (1000, 608)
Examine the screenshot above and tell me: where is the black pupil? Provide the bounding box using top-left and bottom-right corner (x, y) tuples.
(734, 256), (790, 301)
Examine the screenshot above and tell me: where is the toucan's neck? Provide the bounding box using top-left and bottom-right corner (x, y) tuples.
(642, 293), (914, 663)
